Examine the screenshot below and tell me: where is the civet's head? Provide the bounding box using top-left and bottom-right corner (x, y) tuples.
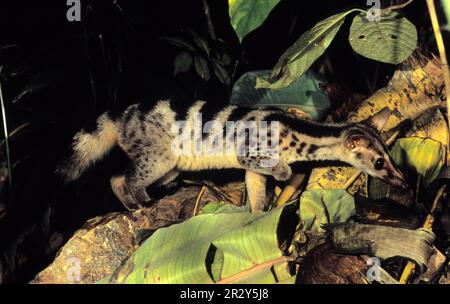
(343, 108), (408, 189)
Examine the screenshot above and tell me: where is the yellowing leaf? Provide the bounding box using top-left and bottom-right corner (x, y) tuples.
(306, 55), (446, 193)
(306, 166), (367, 196)
(391, 137), (445, 185)
(348, 56), (446, 130)
(403, 107), (448, 146)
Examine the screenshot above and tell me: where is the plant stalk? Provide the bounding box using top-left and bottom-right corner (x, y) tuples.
(202, 0), (217, 41)
(0, 76), (12, 205)
(426, 0), (450, 165)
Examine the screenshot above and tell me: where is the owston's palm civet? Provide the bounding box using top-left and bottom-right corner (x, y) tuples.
(58, 100), (408, 212)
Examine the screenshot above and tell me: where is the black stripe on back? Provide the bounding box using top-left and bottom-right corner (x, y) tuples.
(169, 98), (197, 121)
(227, 106), (255, 123)
(265, 113), (344, 138)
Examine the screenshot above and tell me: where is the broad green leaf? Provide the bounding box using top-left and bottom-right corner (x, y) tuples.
(213, 204), (297, 283)
(194, 55), (210, 81)
(107, 203), (298, 284)
(230, 70), (331, 120)
(199, 201), (231, 214)
(256, 9), (360, 89)
(173, 51), (193, 76)
(390, 137), (445, 185)
(229, 0), (280, 42)
(349, 12), (417, 64)
(299, 189), (355, 232)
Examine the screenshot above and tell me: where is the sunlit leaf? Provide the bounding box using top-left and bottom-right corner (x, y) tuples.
(107, 203), (298, 284)
(349, 12), (417, 64)
(391, 137), (445, 185)
(229, 0), (281, 42)
(347, 54), (446, 130)
(256, 9), (359, 89)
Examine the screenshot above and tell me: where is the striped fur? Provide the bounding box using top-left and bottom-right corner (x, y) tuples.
(59, 101), (407, 211)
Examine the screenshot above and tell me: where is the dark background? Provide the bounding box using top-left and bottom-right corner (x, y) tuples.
(0, 0), (446, 283)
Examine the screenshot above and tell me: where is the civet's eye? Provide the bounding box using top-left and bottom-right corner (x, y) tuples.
(374, 158), (385, 170)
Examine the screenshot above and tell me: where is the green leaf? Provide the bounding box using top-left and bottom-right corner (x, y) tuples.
(349, 12), (417, 64)
(229, 0), (281, 42)
(299, 189), (355, 232)
(442, 0), (450, 30)
(198, 201), (230, 214)
(173, 51), (193, 76)
(212, 61), (231, 86)
(390, 137), (445, 185)
(256, 9), (359, 89)
(230, 70), (331, 120)
(186, 29), (211, 56)
(194, 55), (210, 81)
(106, 203), (298, 284)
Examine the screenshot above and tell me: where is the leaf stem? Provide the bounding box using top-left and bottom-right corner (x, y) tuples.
(274, 174), (305, 208)
(216, 256), (294, 284)
(425, 0), (450, 166)
(399, 184), (446, 283)
(193, 186), (207, 216)
(384, 0), (414, 12)
(202, 0), (217, 41)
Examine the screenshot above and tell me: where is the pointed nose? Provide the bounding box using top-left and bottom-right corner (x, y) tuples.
(390, 170), (409, 189)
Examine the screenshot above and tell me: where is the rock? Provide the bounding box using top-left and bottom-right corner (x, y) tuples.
(31, 185), (241, 284)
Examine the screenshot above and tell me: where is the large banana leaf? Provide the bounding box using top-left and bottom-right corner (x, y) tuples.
(106, 203), (298, 284)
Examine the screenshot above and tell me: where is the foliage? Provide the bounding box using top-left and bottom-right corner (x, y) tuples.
(256, 10), (357, 89)
(230, 70), (331, 120)
(0, 0), (447, 284)
(299, 189), (355, 232)
(228, 0), (280, 42)
(348, 12), (417, 64)
(227, 3), (417, 89)
(391, 137), (445, 186)
(106, 203), (298, 284)
(163, 30), (233, 86)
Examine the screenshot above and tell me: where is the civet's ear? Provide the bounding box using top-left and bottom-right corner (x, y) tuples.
(344, 134), (369, 151)
(365, 107), (391, 132)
